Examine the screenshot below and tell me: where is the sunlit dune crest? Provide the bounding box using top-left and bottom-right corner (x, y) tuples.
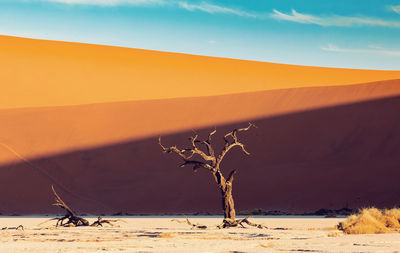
(1, 35), (400, 109)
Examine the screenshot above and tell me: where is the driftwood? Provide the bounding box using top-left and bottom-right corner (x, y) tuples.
(50, 185), (121, 227)
(160, 123), (266, 229)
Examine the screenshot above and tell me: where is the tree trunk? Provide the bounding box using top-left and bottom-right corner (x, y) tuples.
(214, 170), (236, 222)
(221, 183), (236, 221)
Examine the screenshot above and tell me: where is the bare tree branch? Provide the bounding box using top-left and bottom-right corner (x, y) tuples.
(216, 123), (255, 170)
(159, 124), (254, 173)
(227, 169), (237, 184)
(52, 185), (76, 217)
(208, 128), (216, 142)
(199, 128), (216, 158)
(51, 185), (89, 227)
(159, 136), (195, 160)
(159, 135), (214, 172)
(180, 160), (213, 172)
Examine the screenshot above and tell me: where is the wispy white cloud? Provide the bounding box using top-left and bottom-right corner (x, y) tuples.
(390, 5), (400, 14)
(178, 1), (257, 18)
(271, 9), (400, 27)
(23, 1), (400, 26)
(46, 0), (164, 6)
(41, 0), (260, 17)
(321, 44), (400, 56)
(270, 9), (320, 24)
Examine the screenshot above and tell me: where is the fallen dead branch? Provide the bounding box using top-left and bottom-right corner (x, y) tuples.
(50, 185), (123, 228)
(218, 216), (267, 229)
(171, 216), (266, 230)
(90, 216), (125, 227)
(171, 216), (207, 229)
(1, 225), (24, 231)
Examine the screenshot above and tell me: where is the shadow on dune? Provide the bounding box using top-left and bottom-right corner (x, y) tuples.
(0, 96), (399, 215)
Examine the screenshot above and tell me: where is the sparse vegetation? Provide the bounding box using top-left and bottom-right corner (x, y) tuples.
(338, 207), (400, 234)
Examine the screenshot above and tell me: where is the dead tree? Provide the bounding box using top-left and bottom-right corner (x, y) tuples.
(159, 123), (266, 229)
(49, 185), (122, 228)
(51, 185), (89, 227)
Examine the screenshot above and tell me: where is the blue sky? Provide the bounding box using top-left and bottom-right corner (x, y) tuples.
(1, 0), (400, 70)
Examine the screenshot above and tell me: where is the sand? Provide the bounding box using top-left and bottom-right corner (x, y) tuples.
(0, 79), (399, 215)
(1, 217), (399, 252)
(1, 35), (400, 109)
(1, 79), (399, 165)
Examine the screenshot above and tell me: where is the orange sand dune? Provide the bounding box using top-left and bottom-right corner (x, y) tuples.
(0, 79), (399, 166)
(0, 80), (399, 214)
(1, 35), (400, 109)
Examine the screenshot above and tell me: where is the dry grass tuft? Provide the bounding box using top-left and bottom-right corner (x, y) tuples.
(382, 208), (400, 228)
(338, 207), (400, 234)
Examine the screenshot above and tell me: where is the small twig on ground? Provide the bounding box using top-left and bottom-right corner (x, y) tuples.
(90, 216), (126, 227)
(171, 216), (207, 229)
(1, 225), (24, 231)
(37, 218), (59, 227)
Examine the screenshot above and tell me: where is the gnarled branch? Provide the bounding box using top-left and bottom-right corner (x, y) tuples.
(159, 123), (254, 174)
(216, 123), (255, 170)
(202, 128), (216, 157)
(159, 136), (214, 172)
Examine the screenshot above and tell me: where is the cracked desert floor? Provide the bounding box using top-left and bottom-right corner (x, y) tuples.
(1, 217), (400, 252)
